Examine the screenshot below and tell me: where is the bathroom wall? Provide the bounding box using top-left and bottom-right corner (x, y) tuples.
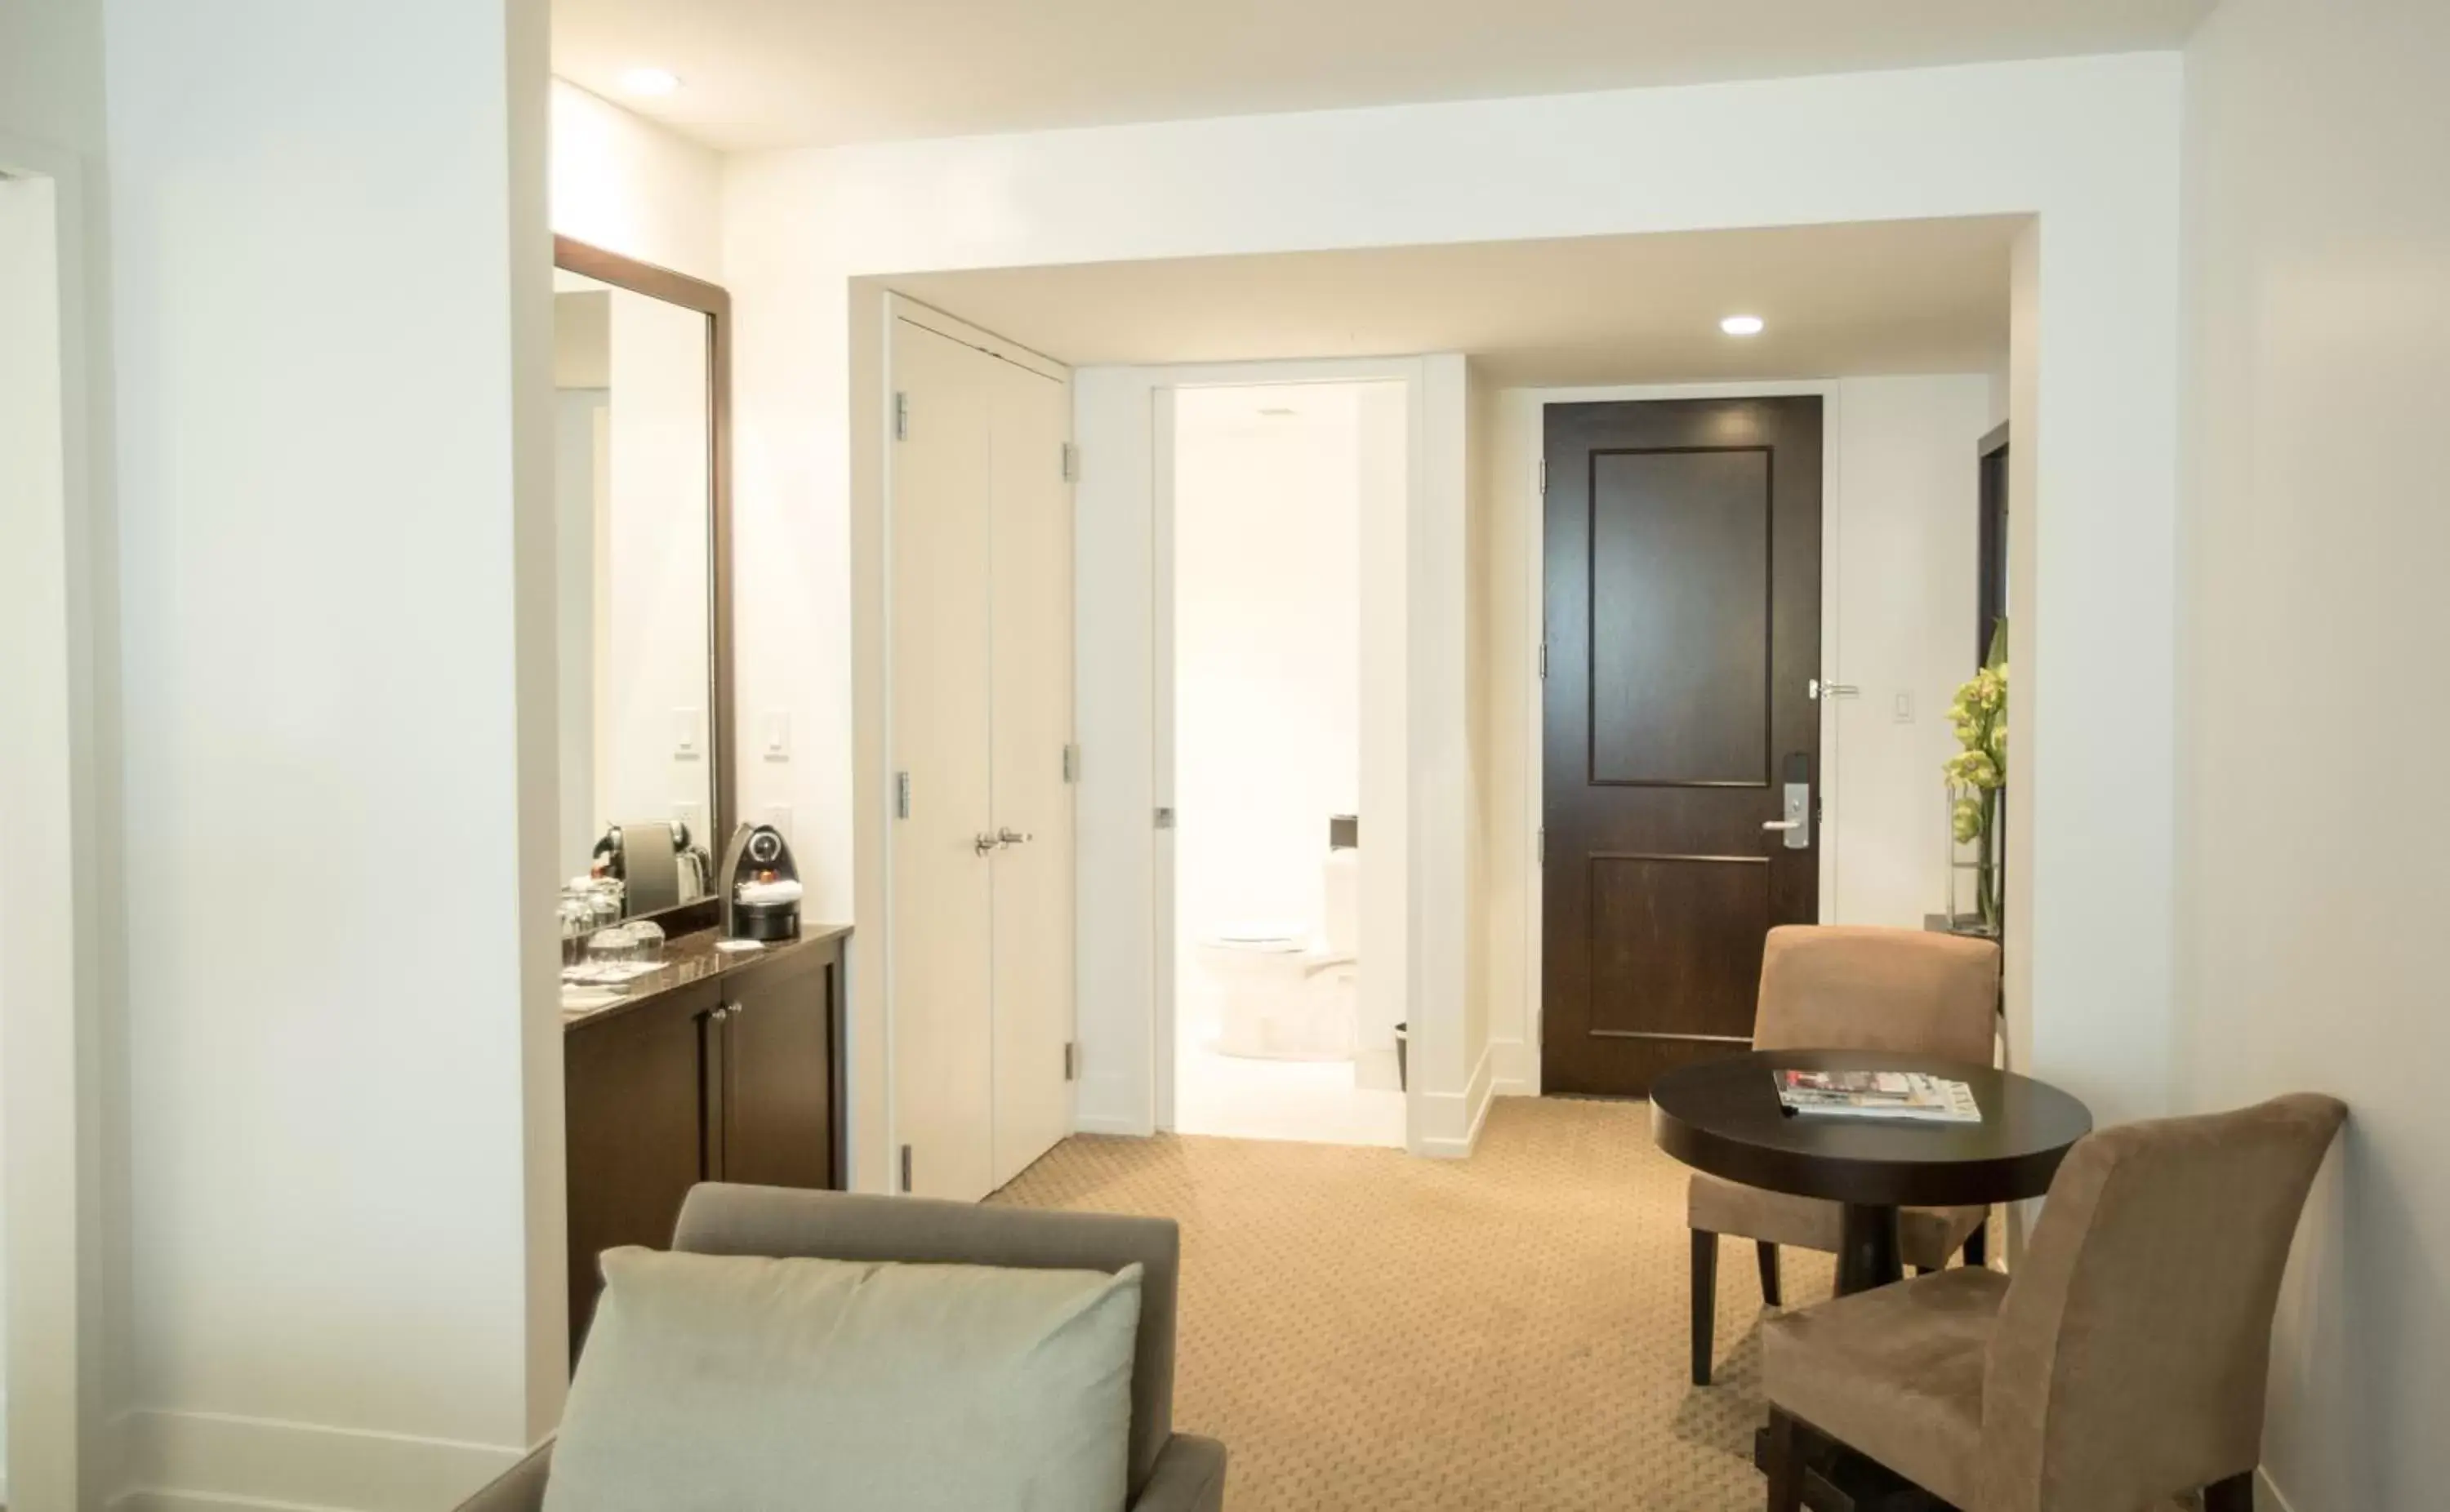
(1172, 384), (1362, 959)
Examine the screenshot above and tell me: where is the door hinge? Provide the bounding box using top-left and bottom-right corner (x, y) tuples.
(1063, 1041), (1077, 1082)
(893, 771), (911, 819)
(893, 391), (909, 441)
(1539, 458), (1548, 495)
(1062, 743), (1080, 783)
(1061, 441), (1079, 482)
(1155, 807), (1175, 829)
(899, 1143), (914, 1193)
(1538, 642), (1548, 680)
(1538, 827), (1545, 864)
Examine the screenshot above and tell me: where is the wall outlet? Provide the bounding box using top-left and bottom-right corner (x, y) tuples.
(764, 805), (793, 846)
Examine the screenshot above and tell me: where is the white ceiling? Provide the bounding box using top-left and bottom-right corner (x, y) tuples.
(552, 0), (2215, 152)
(878, 217), (2020, 386)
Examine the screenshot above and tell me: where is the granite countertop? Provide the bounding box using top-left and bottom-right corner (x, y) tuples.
(561, 922), (850, 1030)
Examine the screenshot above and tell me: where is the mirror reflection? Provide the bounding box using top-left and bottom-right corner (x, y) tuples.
(553, 265), (717, 922)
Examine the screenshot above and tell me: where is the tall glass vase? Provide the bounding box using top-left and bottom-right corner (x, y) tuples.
(1947, 786), (2004, 936)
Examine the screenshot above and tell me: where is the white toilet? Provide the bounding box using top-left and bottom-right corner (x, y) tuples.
(1199, 820), (1360, 1061)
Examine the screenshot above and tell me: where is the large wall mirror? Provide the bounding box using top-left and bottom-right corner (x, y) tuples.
(552, 236), (732, 925)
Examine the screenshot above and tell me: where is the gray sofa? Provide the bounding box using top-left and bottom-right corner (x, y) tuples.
(459, 1183), (1227, 1512)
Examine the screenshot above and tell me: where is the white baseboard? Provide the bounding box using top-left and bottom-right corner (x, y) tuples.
(1414, 1042), (1496, 1158)
(114, 1409), (523, 1512)
(1488, 1036), (1537, 1096)
(1071, 1110), (1154, 1137)
(2258, 1465), (2298, 1512)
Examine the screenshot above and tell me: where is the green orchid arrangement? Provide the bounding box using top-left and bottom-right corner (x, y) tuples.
(1945, 629), (2009, 929)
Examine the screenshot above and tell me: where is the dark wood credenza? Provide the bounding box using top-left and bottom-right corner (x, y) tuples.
(563, 924), (849, 1361)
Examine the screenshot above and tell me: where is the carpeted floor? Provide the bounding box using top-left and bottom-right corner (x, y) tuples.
(989, 1096), (1842, 1511)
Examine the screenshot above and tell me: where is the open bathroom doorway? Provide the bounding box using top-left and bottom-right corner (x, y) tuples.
(1166, 380), (1407, 1147)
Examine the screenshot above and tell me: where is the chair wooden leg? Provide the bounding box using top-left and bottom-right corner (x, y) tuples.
(1964, 1219), (1989, 1270)
(2203, 1471), (2255, 1511)
(1763, 1408), (1806, 1512)
(1755, 1240), (1781, 1306)
(1691, 1229), (1718, 1385)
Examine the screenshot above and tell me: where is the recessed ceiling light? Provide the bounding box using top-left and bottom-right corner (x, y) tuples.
(1720, 314), (1766, 337)
(618, 68), (682, 97)
(1258, 407), (1297, 418)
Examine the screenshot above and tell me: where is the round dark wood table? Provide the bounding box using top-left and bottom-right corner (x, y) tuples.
(1650, 1049), (2093, 1296)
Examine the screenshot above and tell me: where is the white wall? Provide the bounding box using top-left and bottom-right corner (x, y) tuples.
(105, 3), (559, 1508)
(724, 51), (2188, 1185)
(1172, 387), (1362, 958)
(1823, 376), (1997, 927)
(550, 82), (722, 283)
(2177, 1), (2450, 1506)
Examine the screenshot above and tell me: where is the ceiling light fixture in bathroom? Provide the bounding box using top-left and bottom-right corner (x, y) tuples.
(618, 68), (683, 96)
(1720, 314), (1766, 336)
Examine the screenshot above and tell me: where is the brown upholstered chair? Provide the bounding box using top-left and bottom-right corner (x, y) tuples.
(1689, 924), (2002, 1384)
(1762, 1093), (2346, 1512)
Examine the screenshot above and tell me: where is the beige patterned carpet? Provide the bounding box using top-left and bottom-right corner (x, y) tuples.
(990, 1096), (1839, 1511)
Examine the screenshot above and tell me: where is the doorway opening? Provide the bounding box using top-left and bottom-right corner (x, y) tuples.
(1168, 380), (1405, 1147)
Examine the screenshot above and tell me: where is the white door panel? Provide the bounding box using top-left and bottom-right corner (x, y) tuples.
(888, 318), (996, 1203)
(988, 355), (1076, 1188)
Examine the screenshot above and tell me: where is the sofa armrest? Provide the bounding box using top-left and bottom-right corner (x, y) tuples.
(1129, 1433), (1227, 1512)
(457, 1443), (553, 1512)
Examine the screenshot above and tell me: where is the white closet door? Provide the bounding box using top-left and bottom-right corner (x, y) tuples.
(987, 353), (1076, 1188)
(888, 318), (996, 1203)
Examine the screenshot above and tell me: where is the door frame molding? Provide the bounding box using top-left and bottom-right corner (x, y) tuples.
(0, 133), (111, 1508)
(1515, 380), (1842, 1096)
(1072, 355), (1465, 1155)
(876, 293), (1073, 1197)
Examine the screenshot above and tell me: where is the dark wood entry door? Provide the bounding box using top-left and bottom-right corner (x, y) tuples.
(1540, 397), (1823, 1096)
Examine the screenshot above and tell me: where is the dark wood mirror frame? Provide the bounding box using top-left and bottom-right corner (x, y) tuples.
(553, 234), (734, 929)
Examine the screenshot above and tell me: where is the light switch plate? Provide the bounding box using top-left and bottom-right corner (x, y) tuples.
(764, 709), (791, 761)
(672, 706), (703, 758)
(1893, 692), (1916, 724)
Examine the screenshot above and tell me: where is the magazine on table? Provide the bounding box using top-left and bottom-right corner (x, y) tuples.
(1773, 1068), (1980, 1124)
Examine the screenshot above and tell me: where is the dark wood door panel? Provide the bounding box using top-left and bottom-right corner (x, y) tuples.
(1586, 854), (1771, 1041)
(1542, 397), (1822, 1097)
(1588, 450), (1771, 787)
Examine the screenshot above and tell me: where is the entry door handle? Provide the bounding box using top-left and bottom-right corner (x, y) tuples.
(1773, 754), (1812, 851)
(996, 826), (1033, 846)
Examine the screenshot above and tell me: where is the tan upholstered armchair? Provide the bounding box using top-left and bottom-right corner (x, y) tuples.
(1689, 924), (2002, 1384)
(457, 1185), (1227, 1512)
(1762, 1094), (2345, 1512)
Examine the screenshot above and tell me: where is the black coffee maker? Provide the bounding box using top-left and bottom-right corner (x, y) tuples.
(717, 821), (803, 941)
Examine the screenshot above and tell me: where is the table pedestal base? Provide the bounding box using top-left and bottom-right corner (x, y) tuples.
(1834, 1203), (1902, 1296)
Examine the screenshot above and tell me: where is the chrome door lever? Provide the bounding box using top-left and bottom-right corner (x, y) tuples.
(996, 827), (1033, 846)
(974, 832), (1001, 856)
